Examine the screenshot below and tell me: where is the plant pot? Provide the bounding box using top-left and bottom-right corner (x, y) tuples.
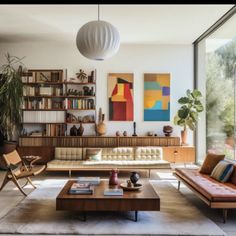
(181, 130), (188, 146)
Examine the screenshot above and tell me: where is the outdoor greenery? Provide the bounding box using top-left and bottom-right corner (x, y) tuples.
(174, 89), (204, 131)
(0, 53), (24, 141)
(206, 39), (236, 158)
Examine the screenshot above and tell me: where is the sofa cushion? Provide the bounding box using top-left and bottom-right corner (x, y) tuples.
(101, 147), (134, 161)
(199, 153), (225, 174)
(210, 160), (234, 182)
(85, 148), (102, 161)
(55, 147), (83, 161)
(135, 147), (162, 160)
(175, 168), (236, 202)
(47, 159), (170, 169)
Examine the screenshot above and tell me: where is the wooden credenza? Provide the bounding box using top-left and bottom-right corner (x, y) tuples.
(162, 146), (195, 163)
(18, 136), (195, 164)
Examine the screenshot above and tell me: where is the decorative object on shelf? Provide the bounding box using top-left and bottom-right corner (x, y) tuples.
(174, 89), (204, 146)
(96, 108), (106, 136)
(77, 122), (84, 136)
(116, 131), (121, 136)
(76, 69), (87, 82)
(144, 73), (171, 121)
(108, 73), (134, 121)
(88, 70), (95, 83)
(109, 169), (119, 185)
(76, 5), (120, 61)
(147, 131), (154, 136)
(132, 122), (137, 136)
(163, 125), (173, 137)
(154, 134), (158, 136)
(66, 113), (78, 123)
(123, 131), (127, 136)
(83, 86), (89, 95)
(130, 171), (140, 185)
(70, 125), (77, 136)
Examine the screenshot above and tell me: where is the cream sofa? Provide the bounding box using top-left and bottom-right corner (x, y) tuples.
(46, 146), (170, 177)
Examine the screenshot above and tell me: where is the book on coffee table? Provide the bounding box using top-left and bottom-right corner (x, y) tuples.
(69, 182), (93, 194)
(77, 177), (100, 185)
(104, 188), (123, 196)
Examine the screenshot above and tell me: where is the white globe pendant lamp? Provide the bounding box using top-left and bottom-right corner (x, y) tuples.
(76, 5), (120, 61)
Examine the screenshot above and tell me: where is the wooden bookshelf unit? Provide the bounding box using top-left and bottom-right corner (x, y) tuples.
(21, 69), (97, 137)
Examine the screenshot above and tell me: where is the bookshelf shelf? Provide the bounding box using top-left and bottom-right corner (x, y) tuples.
(22, 109), (67, 111)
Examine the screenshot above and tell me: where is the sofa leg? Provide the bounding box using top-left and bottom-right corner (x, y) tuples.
(223, 209), (228, 223)
(177, 180), (181, 190)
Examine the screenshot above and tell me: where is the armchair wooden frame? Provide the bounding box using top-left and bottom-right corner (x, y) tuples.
(0, 150), (46, 196)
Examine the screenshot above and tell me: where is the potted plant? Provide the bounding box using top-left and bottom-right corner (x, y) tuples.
(174, 89), (204, 145)
(0, 53), (24, 155)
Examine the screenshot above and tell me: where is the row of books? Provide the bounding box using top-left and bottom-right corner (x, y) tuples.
(68, 177), (123, 196)
(22, 71), (62, 83)
(22, 98), (64, 110)
(23, 111), (65, 123)
(45, 124), (66, 136)
(23, 86), (62, 96)
(67, 99), (95, 110)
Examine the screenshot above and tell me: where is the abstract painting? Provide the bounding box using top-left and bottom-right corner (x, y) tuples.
(144, 73), (170, 121)
(108, 73), (134, 121)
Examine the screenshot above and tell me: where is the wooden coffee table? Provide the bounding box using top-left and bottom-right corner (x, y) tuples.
(56, 179), (160, 221)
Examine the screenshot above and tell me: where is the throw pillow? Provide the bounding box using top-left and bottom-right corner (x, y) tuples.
(229, 164), (236, 185)
(199, 153), (225, 174)
(210, 160), (234, 182)
(85, 148), (102, 161)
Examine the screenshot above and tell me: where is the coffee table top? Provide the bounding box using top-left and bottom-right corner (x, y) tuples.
(57, 179), (159, 200)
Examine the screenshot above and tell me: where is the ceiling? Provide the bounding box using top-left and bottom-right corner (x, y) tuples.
(0, 4), (233, 44)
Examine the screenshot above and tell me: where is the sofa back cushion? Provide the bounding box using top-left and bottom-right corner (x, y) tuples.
(135, 147), (163, 160)
(210, 160), (234, 182)
(199, 153), (225, 174)
(84, 148), (102, 161)
(101, 147), (134, 161)
(55, 147), (83, 161)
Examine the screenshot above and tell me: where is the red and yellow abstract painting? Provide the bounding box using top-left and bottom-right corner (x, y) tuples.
(108, 73), (134, 121)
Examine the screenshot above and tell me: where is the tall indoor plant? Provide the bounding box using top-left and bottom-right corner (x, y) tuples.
(0, 53), (24, 152)
(174, 89), (204, 145)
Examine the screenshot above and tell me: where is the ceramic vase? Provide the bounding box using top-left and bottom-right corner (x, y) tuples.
(130, 171), (140, 185)
(109, 169), (119, 185)
(77, 122), (84, 136)
(181, 129), (188, 145)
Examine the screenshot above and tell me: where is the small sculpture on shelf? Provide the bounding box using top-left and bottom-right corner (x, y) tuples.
(76, 69), (87, 83)
(66, 113), (78, 123)
(116, 131), (121, 136)
(147, 131), (154, 136)
(88, 70), (95, 83)
(70, 125), (77, 136)
(77, 122), (84, 136)
(132, 122), (137, 136)
(83, 86), (89, 95)
(163, 125), (173, 137)
(123, 131), (127, 136)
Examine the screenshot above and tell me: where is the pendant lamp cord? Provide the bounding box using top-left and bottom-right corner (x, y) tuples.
(98, 4), (100, 21)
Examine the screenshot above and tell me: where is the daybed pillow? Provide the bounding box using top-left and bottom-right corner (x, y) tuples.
(85, 148), (102, 161)
(210, 160), (234, 182)
(229, 163), (236, 185)
(199, 153), (225, 174)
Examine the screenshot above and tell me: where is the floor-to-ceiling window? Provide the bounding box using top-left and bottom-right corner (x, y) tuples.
(196, 8), (236, 163)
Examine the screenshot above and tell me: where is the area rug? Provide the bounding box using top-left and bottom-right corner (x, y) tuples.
(0, 179), (226, 235)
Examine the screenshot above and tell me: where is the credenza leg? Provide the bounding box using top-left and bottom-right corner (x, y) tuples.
(223, 209), (228, 223)
(83, 211), (87, 221)
(134, 211), (138, 222)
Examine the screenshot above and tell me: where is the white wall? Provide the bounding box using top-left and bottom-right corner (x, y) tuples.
(0, 42), (194, 144)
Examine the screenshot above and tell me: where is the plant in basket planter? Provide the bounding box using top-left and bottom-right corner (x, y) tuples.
(0, 53), (25, 156)
(174, 89), (204, 145)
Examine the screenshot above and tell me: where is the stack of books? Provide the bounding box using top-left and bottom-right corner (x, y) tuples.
(77, 177), (100, 185)
(69, 182), (93, 195)
(104, 188), (123, 196)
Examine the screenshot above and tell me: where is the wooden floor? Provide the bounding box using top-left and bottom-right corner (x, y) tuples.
(0, 164), (235, 236)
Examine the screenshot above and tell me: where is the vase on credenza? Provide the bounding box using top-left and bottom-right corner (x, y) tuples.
(96, 108), (106, 136)
(181, 129), (188, 146)
(77, 122), (84, 136)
